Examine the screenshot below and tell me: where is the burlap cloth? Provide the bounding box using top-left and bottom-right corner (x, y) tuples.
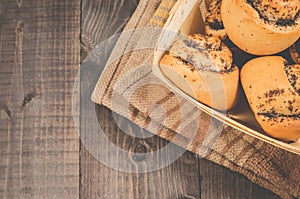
(91, 0), (300, 198)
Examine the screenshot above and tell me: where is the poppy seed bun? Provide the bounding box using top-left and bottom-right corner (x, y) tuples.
(159, 34), (239, 110)
(169, 34), (233, 72)
(205, 0), (227, 40)
(250, 0), (299, 23)
(241, 56), (300, 141)
(221, 0), (300, 55)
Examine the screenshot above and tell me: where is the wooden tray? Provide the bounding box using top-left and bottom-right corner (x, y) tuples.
(152, 0), (300, 155)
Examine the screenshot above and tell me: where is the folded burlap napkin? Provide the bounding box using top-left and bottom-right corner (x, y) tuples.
(91, 0), (300, 198)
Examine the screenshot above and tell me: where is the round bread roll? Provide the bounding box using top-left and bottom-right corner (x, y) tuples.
(221, 0), (300, 55)
(241, 56), (300, 141)
(159, 34), (239, 111)
(205, 0), (227, 40)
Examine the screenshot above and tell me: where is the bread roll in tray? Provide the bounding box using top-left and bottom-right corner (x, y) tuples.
(159, 34), (239, 111)
(221, 0), (300, 55)
(241, 56), (300, 141)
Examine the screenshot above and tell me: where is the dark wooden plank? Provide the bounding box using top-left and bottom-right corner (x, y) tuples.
(199, 159), (281, 199)
(81, 0), (139, 61)
(0, 0), (80, 198)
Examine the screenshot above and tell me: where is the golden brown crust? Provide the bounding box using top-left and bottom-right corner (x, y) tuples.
(221, 0), (300, 55)
(241, 56), (300, 141)
(160, 54), (239, 111)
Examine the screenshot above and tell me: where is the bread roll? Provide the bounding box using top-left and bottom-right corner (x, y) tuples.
(205, 0), (227, 40)
(241, 56), (300, 141)
(221, 0), (300, 55)
(159, 34), (239, 111)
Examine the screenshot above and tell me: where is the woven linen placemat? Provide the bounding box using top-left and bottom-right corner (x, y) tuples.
(91, 0), (300, 198)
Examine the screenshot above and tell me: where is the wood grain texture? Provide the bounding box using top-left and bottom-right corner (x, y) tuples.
(0, 0), (80, 198)
(200, 159), (280, 199)
(81, 0), (139, 61)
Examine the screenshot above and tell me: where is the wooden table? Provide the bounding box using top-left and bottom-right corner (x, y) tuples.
(0, 0), (281, 198)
